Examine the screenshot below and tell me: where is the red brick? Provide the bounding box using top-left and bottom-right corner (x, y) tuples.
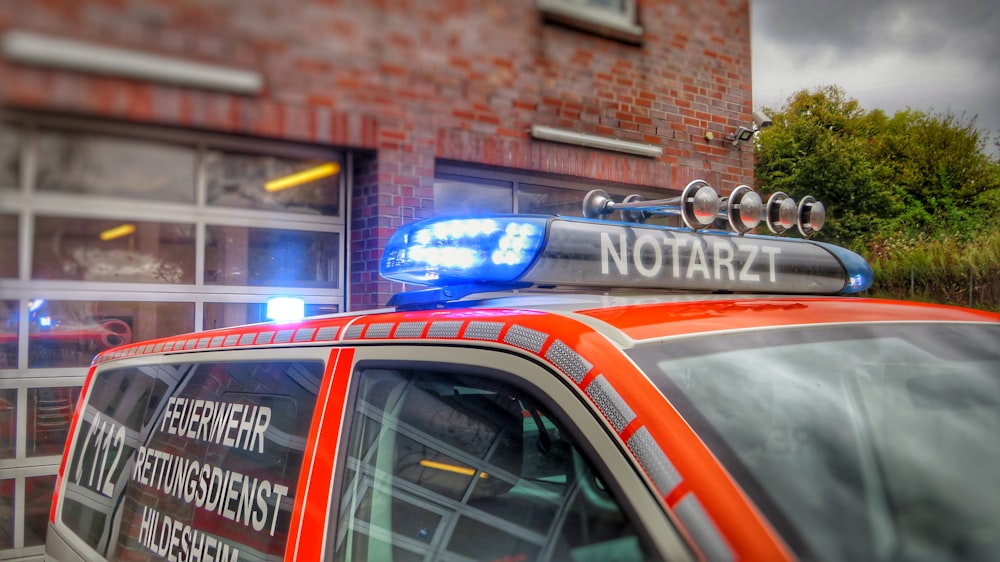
(1, 0), (754, 310)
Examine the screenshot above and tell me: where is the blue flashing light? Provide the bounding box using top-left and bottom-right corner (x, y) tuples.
(382, 214), (874, 300)
(381, 217), (549, 285)
(812, 241), (874, 294)
(267, 296), (306, 321)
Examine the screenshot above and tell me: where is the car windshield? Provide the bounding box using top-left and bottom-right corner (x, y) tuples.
(628, 322), (1000, 562)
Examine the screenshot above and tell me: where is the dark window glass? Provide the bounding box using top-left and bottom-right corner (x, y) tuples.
(0, 478), (12, 549)
(27, 386), (81, 457)
(433, 175), (512, 216)
(205, 226), (340, 287)
(61, 360), (323, 559)
(206, 151), (341, 216)
(334, 368), (648, 561)
(0, 302), (16, 369)
(27, 300), (194, 368)
(0, 125), (19, 188)
(24, 475), (58, 547)
(36, 131), (196, 203)
(0, 389), (15, 459)
(0, 214), (17, 279)
(32, 216), (196, 284)
(519, 182), (680, 226)
(518, 183), (586, 215)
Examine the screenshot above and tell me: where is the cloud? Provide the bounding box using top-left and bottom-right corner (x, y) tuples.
(751, 0), (1000, 151)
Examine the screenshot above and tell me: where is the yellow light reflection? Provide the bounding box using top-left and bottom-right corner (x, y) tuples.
(419, 460), (489, 478)
(99, 223), (136, 241)
(264, 162), (340, 192)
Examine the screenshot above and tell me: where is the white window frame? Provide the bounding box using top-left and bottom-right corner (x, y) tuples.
(537, 0), (643, 41)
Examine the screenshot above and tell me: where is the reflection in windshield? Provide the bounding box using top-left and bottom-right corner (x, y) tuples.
(629, 323), (1000, 561)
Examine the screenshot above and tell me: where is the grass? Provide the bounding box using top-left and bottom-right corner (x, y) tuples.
(865, 229), (1000, 311)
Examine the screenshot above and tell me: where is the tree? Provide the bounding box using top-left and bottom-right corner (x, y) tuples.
(754, 86), (1000, 249)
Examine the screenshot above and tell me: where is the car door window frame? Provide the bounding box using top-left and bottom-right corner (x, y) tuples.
(329, 345), (693, 561)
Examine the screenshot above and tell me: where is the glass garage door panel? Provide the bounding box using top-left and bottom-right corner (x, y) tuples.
(25, 300), (194, 368)
(0, 215), (16, 279)
(35, 131), (196, 203)
(32, 216), (196, 284)
(27, 386), (81, 458)
(205, 226), (340, 288)
(0, 124), (19, 188)
(205, 150), (342, 216)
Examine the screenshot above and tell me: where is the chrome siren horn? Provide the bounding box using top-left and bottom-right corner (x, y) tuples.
(680, 180), (720, 230)
(766, 192), (798, 235)
(797, 195), (826, 237)
(724, 185), (763, 234)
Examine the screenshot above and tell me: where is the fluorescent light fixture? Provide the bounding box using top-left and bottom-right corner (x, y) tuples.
(1, 30), (262, 94)
(266, 296), (305, 321)
(264, 162), (341, 193)
(530, 125), (662, 158)
(100, 224), (136, 241)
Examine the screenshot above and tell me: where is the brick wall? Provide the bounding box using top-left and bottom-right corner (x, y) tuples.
(0, 0), (754, 309)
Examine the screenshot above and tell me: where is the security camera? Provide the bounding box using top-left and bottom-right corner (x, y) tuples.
(752, 110), (773, 129)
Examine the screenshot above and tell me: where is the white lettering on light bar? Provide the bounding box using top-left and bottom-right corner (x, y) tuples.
(524, 219), (848, 294)
(600, 232), (781, 283)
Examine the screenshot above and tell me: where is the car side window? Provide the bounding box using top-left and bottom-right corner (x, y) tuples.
(334, 367), (649, 562)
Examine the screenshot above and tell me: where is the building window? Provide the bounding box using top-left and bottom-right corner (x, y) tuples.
(433, 175), (513, 216)
(435, 163), (680, 226)
(538, 0), (642, 41)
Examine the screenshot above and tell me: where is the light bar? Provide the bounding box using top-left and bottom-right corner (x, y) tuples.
(381, 217), (548, 285)
(381, 214), (874, 299)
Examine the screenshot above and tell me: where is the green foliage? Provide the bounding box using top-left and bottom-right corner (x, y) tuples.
(754, 86), (1000, 250)
(753, 86), (1000, 309)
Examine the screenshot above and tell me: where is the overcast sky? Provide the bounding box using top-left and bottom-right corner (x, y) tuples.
(751, 0), (1000, 156)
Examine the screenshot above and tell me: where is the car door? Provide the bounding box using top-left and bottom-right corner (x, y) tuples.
(308, 345), (693, 562)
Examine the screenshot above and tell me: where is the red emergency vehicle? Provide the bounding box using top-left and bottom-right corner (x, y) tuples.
(46, 183), (1000, 561)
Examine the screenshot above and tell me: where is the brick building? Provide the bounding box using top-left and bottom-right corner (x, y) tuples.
(0, 0), (753, 557)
